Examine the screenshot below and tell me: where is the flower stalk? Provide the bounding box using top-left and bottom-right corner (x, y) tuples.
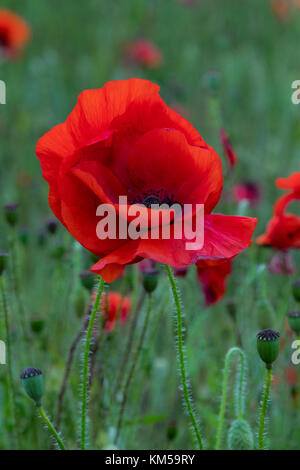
(80, 276), (105, 450)
(165, 264), (203, 450)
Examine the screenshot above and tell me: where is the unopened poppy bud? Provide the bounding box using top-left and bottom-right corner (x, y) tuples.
(292, 281), (300, 302)
(288, 311), (300, 335)
(20, 367), (44, 406)
(46, 219), (58, 235)
(257, 329), (280, 368)
(4, 203), (19, 226)
(80, 270), (96, 291)
(142, 270), (159, 293)
(0, 251), (8, 276)
(228, 419), (254, 450)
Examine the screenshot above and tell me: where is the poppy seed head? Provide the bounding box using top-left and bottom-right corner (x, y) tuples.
(257, 329), (280, 341)
(20, 367), (42, 380)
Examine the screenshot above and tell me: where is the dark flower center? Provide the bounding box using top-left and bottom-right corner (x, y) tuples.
(130, 189), (178, 208)
(0, 32), (9, 49)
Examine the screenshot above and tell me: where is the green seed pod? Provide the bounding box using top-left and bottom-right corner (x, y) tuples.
(257, 329), (280, 368)
(228, 419), (254, 450)
(292, 280), (300, 302)
(288, 311), (300, 335)
(0, 251), (8, 276)
(4, 203), (19, 226)
(20, 367), (44, 406)
(80, 270), (96, 291)
(142, 271), (158, 294)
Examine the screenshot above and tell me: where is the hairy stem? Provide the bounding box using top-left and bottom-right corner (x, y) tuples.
(165, 265), (203, 450)
(113, 291), (145, 398)
(80, 277), (105, 450)
(38, 406), (66, 450)
(258, 367), (272, 450)
(215, 346), (246, 450)
(114, 293), (152, 445)
(56, 310), (90, 428)
(0, 275), (20, 448)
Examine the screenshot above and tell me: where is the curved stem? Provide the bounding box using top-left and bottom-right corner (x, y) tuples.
(0, 275), (20, 448)
(215, 346), (246, 450)
(258, 367), (272, 450)
(114, 293), (152, 445)
(165, 265), (203, 450)
(37, 406), (66, 450)
(80, 277), (105, 450)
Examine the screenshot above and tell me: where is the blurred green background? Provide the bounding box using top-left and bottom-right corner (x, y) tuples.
(0, 0), (299, 450)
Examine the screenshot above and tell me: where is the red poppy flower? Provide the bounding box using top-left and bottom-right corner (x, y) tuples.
(220, 128), (238, 168)
(0, 9), (31, 58)
(125, 40), (163, 69)
(233, 182), (261, 207)
(257, 172), (300, 251)
(94, 291), (131, 332)
(196, 259), (232, 306)
(36, 79), (257, 283)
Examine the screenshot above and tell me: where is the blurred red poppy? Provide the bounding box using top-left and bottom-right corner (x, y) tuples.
(125, 40), (163, 69)
(233, 182), (261, 207)
(196, 259), (232, 306)
(36, 79), (257, 283)
(284, 366), (297, 387)
(220, 128), (238, 168)
(271, 0), (290, 20)
(0, 9), (31, 58)
(95, 291), (131, 332)
(257, 172), (300, 250)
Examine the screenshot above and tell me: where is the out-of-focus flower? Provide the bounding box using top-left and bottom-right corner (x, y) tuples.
(124, 40), (163, 68)
(257, 172), (300, 251)
(293, 0), (300, 7)
(233, 182), (261, 207)
(268, 251), (295, 274)
(284, 366), (297, 387)
(196, 259), (232, 306)
(220, 128), (238, 169)
(0, 9), (31, 59)
(96, 291), (131, 332)
(139, 258), (157, 274)
(271, 0), (290, 20)
(36, 78), (257, 283)
(174, 267), (188, 277)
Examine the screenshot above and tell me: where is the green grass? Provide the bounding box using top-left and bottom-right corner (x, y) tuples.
(0, 0), (299, 450)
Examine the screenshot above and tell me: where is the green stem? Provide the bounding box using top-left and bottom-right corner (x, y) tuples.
(215, 347), (246, 450)
(258, 367), (272, 450)
(114, 293), (152, 445)
(165, 265), (203, 450)
(9, 228), (29, 341)
(80, 276), (105, 450)
(37, 406), (66, 450)
(0, 275), (20, 448)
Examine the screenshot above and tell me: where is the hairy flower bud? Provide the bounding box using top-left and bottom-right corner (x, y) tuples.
(228, 419), (254, 450)
(257, 329), (280, 368)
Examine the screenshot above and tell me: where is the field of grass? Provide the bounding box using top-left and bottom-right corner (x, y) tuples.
(0, 0), (299, 450)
